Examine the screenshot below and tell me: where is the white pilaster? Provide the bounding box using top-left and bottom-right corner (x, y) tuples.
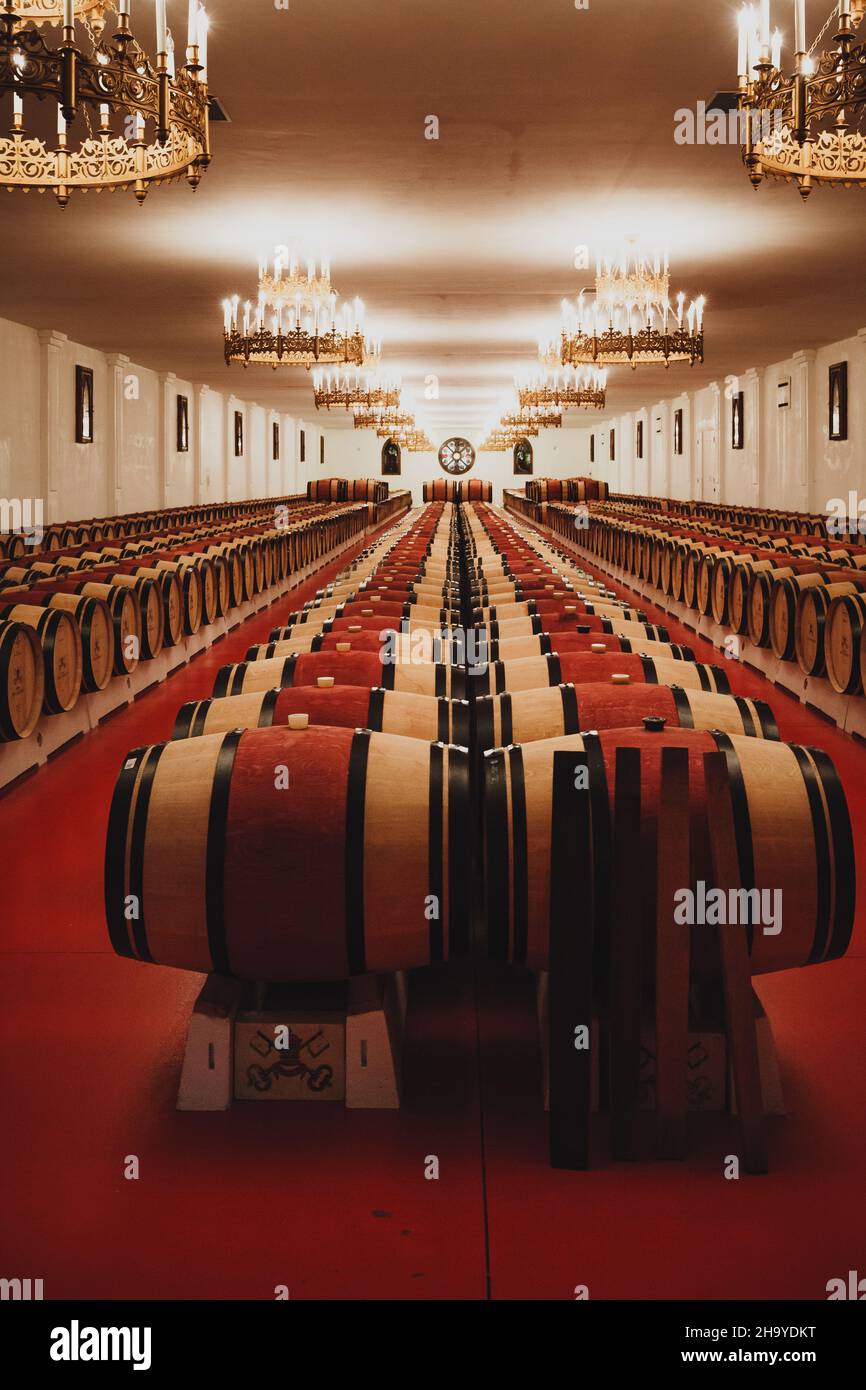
(158, 371), (176, 511)
(791, 349), (815, 511)
(37, 330), (67, 525)
(193, 384), (210, 504)
(105, 352), (130, 518)
(744, 367), (762, 505)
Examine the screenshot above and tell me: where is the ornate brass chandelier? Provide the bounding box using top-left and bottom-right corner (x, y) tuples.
(16, 1), (113, 30)
(258, 247), (334, 317)
(312, 369), (401, 411)
(355, 406), (415, 432)
(737, 1), (866, 196)
(549, 242), (706, 370)
(517, 366), (607, 411)
(1, 1), (212, 206)
(480, 424), (535, 451)
(402, 429), (433, 451)
(501, 408), (562, 430)
(222, 293), (381, 371)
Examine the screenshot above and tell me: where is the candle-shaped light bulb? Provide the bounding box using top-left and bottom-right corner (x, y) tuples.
(13, 91), (23, 123)
(760, 0), (771, 50)
(223, 299), (232, 333)
(696, 295), (706, 330)
(676, 291), (685, 325)
(771, 26), (782, 68)
(738, 6), (749, 76)
(257, 292), (265, 328)
(156, 0), (167, 55)
(243, 301), (251, 335)
(166, 32), (176, 78)
(188, 0), (198, 50)
(198, 9), (208, 80)
(64, 0), (74, 31)
(99, 102), (110, 128)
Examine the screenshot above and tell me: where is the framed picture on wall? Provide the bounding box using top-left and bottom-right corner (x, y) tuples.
(75, 366), (94, 444)
(300, 429), (306, 463)
(589, 434), (595, 464)
(273, 422), (280, 461)
(674, 408), (683, 455)
(609, 428), (616, 462)
(513, 438), (533, 475)
(320, 435), (326, 465)
(381, 438), (401, 476)
(176, 395), (190, 453)
(732, 391), (744, 450)
(635, 420), (643, 460)
(829, 362), (848, 441)
(234, 411), (244, 457)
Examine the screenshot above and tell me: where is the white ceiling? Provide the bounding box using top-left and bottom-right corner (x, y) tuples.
(3, 0), (865, 443)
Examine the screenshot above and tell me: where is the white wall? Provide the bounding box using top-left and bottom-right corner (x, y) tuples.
(4, 308), (864, 523)
(585, 326), (866, 514)
(0, 314), (314, 524)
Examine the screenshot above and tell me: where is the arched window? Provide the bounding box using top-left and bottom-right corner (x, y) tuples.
(513, 437), (533, 475)
(381, 438), (401, 476)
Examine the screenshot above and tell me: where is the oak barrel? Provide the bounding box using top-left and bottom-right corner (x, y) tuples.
(475, 682), (778, 754)
(0, 619), (45, 739)
(483, 728), (854, 976)
(173, 684), (470, 745)
(473, 652), (730, 697)
(105, 727), (471, 980)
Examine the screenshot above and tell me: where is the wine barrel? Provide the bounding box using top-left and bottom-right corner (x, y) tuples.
(173, 684), (470, 745)
(795, 580), (866, 678)
(824, 592), (866, 696)
(473, 652), (730, 697)
(483, 728), (854, 976)
(475, 682), (778, 753)
(423, 480), (458, 502)
(269, 614), (450, 642)
(1, 590), (112, 693)
(0, 619), (45, 740)
(105, 727), (471, 981)
(247, 631), (393, 661)
(483, 630), (685, 663)
(214, 649), (468, 700)
(0, 602), (83, 714)
(84, 571), (165, 661)
(41, 580), (142, 676)
(769, 569), (857, 661)
(121, 565), (184, 646)
(476, 599), (654, 626)
(460, 479), (493, 502)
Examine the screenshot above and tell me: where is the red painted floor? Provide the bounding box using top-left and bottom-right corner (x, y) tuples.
(1, 528), (864, 1300)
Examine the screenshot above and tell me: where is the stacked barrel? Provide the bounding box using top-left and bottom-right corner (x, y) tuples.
(529, 493), (866, 699)
(104, 496), (856, 1159)
(463, 501), (854, 977)
(0, 496), (403, 747)
(423, 480), (459, 503)
(106, 504), (474, 981)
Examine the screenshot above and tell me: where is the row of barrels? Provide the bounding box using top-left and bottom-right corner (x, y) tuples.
(0, 493), (318, 561)
(104, 498), (855, 990)
(422, 480), (494, 504)
(551, 500), (866, 695)
(526, 477), (610, 504)
(466, 502), (854, 978)
(0, 503), (378, 743)
(307, 479), (392, 504)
